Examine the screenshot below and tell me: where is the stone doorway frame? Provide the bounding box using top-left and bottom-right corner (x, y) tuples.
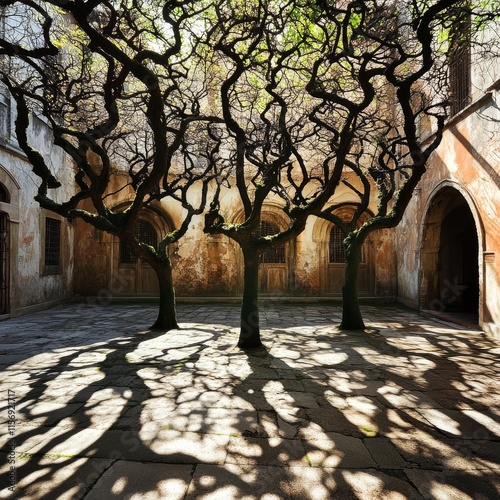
(107, 202), (174, 296)
(0, 166), (20, 316)
(311, 208), (376, 296)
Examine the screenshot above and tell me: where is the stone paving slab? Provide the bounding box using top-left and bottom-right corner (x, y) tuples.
(84, 461), (194, 500)
(0, 302), (499, 499)
(0, 453), (113, 500)
(185, 464), (423, 500)
(404, 469), (500, 500)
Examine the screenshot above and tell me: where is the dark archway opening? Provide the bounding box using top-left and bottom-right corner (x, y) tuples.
(421, 187), (479, 326)
(438, 203), (479, 315)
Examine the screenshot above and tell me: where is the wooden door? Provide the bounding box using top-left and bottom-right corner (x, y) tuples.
(326, 226), (369, 294)
(118, 220), (159, 295)
(259, 220), (287, 294)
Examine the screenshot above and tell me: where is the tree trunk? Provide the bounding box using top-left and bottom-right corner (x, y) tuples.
(150, 256), (179, 331)
(340, 238), (365, 330)
(238, 247), (263, 348)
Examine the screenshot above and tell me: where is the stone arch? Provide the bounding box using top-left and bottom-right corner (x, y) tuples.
(418, 181), (484, 323)
(109, 201), (174, 241)
(0, 166), (20, 208)
(229, 202), (291, 228)
(311, 207), (375, 296)
(0, 182), (9, 203)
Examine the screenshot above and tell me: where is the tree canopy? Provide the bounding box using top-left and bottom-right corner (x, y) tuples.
(0, 0), (224, 329)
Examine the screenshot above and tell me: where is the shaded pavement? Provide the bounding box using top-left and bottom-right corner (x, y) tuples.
(0, 303), (499, 499)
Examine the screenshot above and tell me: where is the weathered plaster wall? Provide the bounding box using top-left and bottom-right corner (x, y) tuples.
(171, 213), (239, 296)
(0, 120), (74, 316)
(73, 175), (398, 300)
(373, 228), (398, 297)
(294, 218), (321, 296)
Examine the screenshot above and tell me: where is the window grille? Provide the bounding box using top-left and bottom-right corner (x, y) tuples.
(329, 226), (346, 263)
(260, 219), (285, 264)
(44, 217), (61, 268)
(0, 213), (8, 314)
(449, 11), (471, 115)
(120, 219), (158, 264)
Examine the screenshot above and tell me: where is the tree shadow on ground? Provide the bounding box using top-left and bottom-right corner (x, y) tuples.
(0, 303), (498, 499)
(1, 304), (264, 498)
(1, 325), (216, 498)
(186, 314), (499, 499)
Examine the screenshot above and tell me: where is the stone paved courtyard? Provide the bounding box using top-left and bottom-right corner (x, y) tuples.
(0, 302), (499, 499)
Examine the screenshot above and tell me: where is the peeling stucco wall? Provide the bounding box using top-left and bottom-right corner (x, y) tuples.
(395, 61), (500, 338)
(1, 117), (74, 316)
(71, 176), (398, 301)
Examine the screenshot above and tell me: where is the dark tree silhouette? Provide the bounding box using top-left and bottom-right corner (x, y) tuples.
(0, 0), (221, 330)
(302, 0), (499, 329)
(201, 1), (340, 348)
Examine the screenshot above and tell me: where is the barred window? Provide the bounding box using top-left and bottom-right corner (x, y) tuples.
(449, 9), (471, 115)
(44, 217), (61, 269)
(329, 226), (346, 263)
(120, 219), (158, 264)
(260, 219), (285, 264)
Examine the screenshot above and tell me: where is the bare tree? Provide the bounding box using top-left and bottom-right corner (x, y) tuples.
(0, 0), (219, 330)
(202, 1), (331, 348)
(302, 0), (500, 329)
(1, 0), (497, 343)
(204, 0), (499, 346)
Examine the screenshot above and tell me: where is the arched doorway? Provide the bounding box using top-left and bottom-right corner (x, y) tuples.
(420, 186), (480, 322)
(313, 209), (375, 296)
(232, 207), (294, 296)
(110, 206), (172, 296)
(326, 225), (371, 294)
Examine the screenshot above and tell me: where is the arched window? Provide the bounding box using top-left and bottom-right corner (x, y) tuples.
(120, 219), (158, 264)
(260, 219), (285, 264)
(329, 226), (346, 263)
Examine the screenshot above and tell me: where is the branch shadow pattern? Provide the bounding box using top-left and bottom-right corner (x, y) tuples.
(0, 303), (499, 499)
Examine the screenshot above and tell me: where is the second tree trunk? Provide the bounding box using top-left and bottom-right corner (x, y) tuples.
(238, 247), (263, 348)
(151, 255), (179, 331)
(340, 239), (365, 330)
